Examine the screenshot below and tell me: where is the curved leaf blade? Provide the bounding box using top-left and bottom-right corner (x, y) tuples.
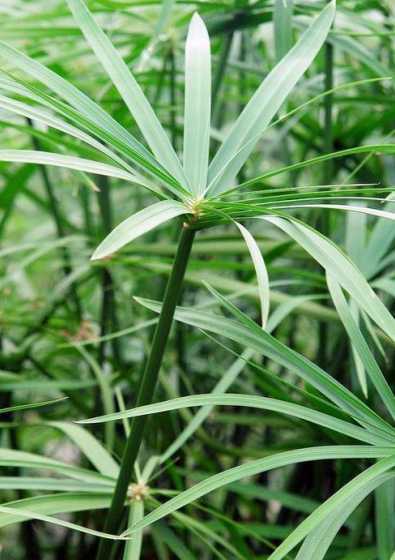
(91, 201), (191, 260)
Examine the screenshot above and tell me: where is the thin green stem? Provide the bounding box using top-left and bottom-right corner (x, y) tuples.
(318, 20), (334, 371)
(96, 176), (123, 374)
(169, 47), (178, 150)
(96, 224), (196, 560)
(212, 31), (234, 127)
(26, 118), (82, 320)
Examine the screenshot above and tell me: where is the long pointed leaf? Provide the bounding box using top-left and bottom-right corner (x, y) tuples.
(261, 216), (395, 341)
(236, 223), (269, 327)
(207, 1), (335, 194)
(125, 446), (395, 534)
(66, 0), (187, 187)
(136, 297), (395, 439)
(183, 13), (211, 196)
(77, 393), (386, 446)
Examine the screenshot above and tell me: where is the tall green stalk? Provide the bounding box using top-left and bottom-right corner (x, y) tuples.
(96, 176), (123, 376)
(96, 224), (196, 560)
(318, 17), (334, 371)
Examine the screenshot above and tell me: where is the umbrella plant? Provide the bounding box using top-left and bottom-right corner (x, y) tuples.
(1, 0), (395, 558)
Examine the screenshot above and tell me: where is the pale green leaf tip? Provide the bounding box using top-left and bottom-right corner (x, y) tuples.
(189, 12), (208, 36)
(191, 12), (203, 24)
(90, 247), (106, 261)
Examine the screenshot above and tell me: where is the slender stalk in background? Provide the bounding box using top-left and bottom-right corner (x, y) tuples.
(26, 118), (82, 320)
(96, 176), (123, 375)
(168, 47), (178, 150)
(96, 224), (196, 560)
(318, 13), (334, 370)
(212, 31), (234, 127)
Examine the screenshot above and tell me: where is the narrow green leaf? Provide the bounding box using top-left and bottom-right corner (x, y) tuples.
(0, 397), (66, 415)
(236, 223), (269, 327)
(66, 0), (187, 187)
(0, 149), (143, 185)
(375, 478), (395, 560)
(77, 393), (386, 445)
(236, 144), (395, 190)
(0, 93), (136, 173)
(124, 501), (144, 560)
(295, 473), (394, 560)
(125, 446), (395, 534)
(0, 477), (113, 493)
(91, 201), (191, 260)
(0, 41), (155, 166)
(160, 349), (253, 464)
(47, 422), (119, 478)
(261, 216), (395, 341)
(136, 296), (394, 439)
(326, 275), (395, 420)
(0, 449), (114, 484)
(207, 0), (335, 194)
(183, 12), (211, 196)
(274, 0), (294, 62)
(0, 504), (126, 540)
(275, 203), (395, 221)
(268, 455), (395, 560)
(0, 493), (111, 529)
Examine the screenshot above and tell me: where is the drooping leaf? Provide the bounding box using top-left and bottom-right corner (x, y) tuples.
(236, 223), (269, 327)
(91, 201), (191, 260)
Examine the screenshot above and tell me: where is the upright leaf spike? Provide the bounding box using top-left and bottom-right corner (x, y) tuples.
(207, 0), (336, 195)
(183, 12), (211, 197)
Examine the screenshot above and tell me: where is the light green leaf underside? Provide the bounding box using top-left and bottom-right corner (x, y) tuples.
(236, 223), (269, 327)
(183, 12), (211, 196)
(91, 201), (191, 260)
(77, 393), (386, 446)
(0, 149), (142, 185)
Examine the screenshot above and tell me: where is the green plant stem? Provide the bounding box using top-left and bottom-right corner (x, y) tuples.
(26, 118), (82, 320)
(212, 31), (234, 127)
(318, 25), (334, 370)
(169, 47), (178, 149)
(96, 224), (196, 560)
(96, 176), (123, 374)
